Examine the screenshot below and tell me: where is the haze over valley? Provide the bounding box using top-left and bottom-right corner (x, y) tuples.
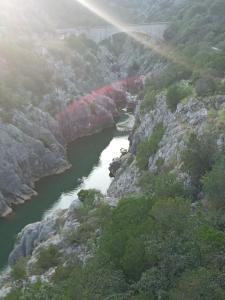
(1, 0), (225, 299)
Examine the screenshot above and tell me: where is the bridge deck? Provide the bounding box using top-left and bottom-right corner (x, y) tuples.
(57, 22), (169, 43)
(57, 22), (169, 32)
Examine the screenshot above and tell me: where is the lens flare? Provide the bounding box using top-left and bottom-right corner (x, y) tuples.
(75, 0), (194, 72)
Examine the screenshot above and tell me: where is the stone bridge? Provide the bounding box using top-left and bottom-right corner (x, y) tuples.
(57, 22), (169, 43)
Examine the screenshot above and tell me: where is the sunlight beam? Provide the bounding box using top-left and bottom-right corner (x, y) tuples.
(75, 0), (194, 72)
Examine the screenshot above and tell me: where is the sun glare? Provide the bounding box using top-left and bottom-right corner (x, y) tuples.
(75, 0), (193, 72)
(76, 0), (132, 31)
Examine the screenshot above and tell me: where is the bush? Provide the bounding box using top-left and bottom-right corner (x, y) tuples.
(35, 245), (61, 273)
(141, 89), (157, 112)
(169, 268), (225, 300)
(136, 123), (165, 170)
(166, 83), (192, 112)
(195, 77), (216, 96)
(11, 258), (27, 281)
(66, 223), (94, 245)
(98, 196), (154, 281)
(182, 133), (217, 192)
(203, 155), (225, 211)
(135, 267), (168, 299)
(217, 80), (225, 94)
(208, 53), (225, 77)
(139, 172), (186, 199)
(84, 264), (128, 299)
(149, 64), (192, 92)
(78, 189), (103, 208)
(5, 281), (64, 300)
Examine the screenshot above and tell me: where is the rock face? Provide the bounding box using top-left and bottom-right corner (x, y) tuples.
(0, 117), (68, 217)
(109, 158), (122, 177)
(108, 93), (225, 198)
(0, 92), (122, 217)
(58, 95), (119, 142)
(131, 94), (209, 172)
(108, 158), (141, 198)
(8, 199), (92, 267)
(8, 216), (60, 266)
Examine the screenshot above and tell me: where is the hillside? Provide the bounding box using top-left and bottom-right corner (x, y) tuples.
(0, 0), (152, 216)
(1, 0), (225, 299)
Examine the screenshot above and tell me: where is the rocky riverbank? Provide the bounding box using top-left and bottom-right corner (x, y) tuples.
(108, 93), (225, 198)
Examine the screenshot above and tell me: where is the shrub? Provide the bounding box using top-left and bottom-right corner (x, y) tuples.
(141, 89), (157, 112)
(4, 289), (22, 300)
(195, 77), (216, 96)
(169, 268), (225, 300)
(66, 223), (94, 245)
(11, 258), (27, 281)
(91, 202), (112, 227)
(136, 123), (165, 170)
(135, 267), (168, 299)
(149, 64), (192, 92)
(182, 133), (217, 192)
(98, 196), (154, 281)
(166, 84), (192, 112)
(5, 281), (64, 300)
(161, 64), (192, 88)
(203, 155), (225, 211)
(83, 261), (127, 300)
(139, 172), (186, 199)
(217, 80), (225, 93)
(78, 189), (103, 208)
(208, 53), (225, 77)
(35, 245), (61, 273)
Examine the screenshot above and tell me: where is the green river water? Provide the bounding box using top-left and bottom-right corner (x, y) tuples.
(0, 123), (129, 270)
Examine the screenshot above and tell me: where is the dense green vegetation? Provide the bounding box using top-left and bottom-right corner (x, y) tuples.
(140, 0), (225, 114)
(166, 83), (192, 112)
(182, 133), (218, 195)
(7, 145), (225, 299)
(0, 39), (52, 111)
(6, 126), (225, 299)
(0, 34), (102, 120)
(165, 0), (225, 93)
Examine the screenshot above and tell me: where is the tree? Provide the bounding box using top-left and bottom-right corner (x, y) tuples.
(182, 133), (217, 192)
(169, 268), (225, 300)
(139, 172), (186, 199)
(166, 84), (192, 112)
(34, 245), (61, 274)
(11, 258), (27, 281)
(203, 155), (225, 211)
(195, 77), (216, 96)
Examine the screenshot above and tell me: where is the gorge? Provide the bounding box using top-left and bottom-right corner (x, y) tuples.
(1, 0), (225, 299)
(0, 125), (130, 270)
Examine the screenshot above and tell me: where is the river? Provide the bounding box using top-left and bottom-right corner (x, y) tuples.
(0, 114), (132, 270)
